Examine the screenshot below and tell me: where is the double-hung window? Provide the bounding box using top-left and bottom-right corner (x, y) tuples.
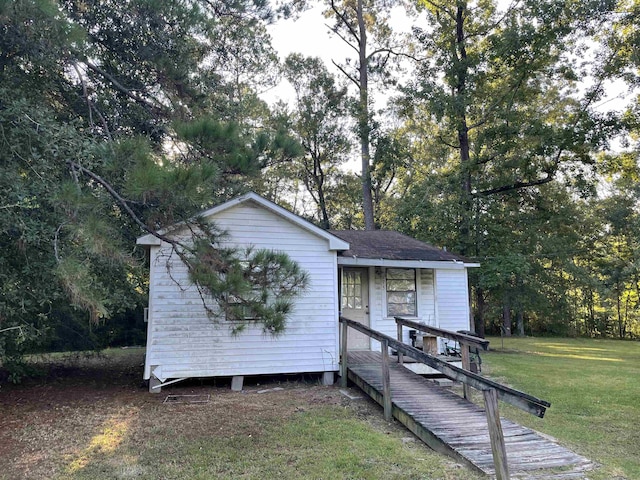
(386, 268), (416, 316)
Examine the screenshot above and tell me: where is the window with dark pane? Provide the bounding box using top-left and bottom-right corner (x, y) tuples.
(224, 261), (260, 321)
(386, 268), (416, 316)
(342, 271), (362, 310)
(225, 293), (258, 321)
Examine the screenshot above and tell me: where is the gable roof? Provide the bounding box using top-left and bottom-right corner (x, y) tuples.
(329, 230), (479, 268)
(136, 192), (350, 250)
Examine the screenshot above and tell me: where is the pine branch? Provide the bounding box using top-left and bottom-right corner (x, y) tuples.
(73, 63), (113, 142)
(476, 174), (555, 196)
(329, 0), (361, 45)
(332, 60), (360, 88)
(0, 326), (23, 334)
(367, 47), (423, 63)
(72, 63), (93, 130)
(420, 0), (456, 21)
(329, 24), (361, 54)
(84, 61), (169, 114)
(438, 134), (460, 149)
(66, 161), (184, 250)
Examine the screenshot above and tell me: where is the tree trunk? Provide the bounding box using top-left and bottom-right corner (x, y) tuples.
(587, 287), (595, 336)
(516, 310), (524, 336)
(357, 0), (375, 230)
(314, 156), (330, 229)
(502, 302), (512, 336)
(450, 2), (473, 254)
(616, 284), (623, 339)
(318, 191), (330, 229)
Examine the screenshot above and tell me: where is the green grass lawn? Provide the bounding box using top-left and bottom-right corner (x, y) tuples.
(482, 336), (640, 480)
(66, 405), (480, 480)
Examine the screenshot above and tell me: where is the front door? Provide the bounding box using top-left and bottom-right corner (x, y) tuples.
(341, 268), (370, 350)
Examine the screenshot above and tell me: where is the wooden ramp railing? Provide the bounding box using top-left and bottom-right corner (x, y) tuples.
(339, 316), (556, 480)
(395, 316), (490, 401)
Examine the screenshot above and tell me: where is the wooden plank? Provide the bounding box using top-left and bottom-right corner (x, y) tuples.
(341, 317), (550, 418)
(345, 348), (593, 479)
(395, 316), (490, 350)
(347, 369), (487, 477)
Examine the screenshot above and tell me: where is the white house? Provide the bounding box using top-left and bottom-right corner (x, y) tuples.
(137, 192), (479, 392)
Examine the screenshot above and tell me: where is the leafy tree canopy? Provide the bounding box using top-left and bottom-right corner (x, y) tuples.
(0, 0), (305, 371)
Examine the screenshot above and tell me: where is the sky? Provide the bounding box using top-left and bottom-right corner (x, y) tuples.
(262, 1), (635, 163)
(262, 6), (344, 105)
(263, 4), (418, 107)
(263, 4), (633, 114)
(268, 6), (343, 67)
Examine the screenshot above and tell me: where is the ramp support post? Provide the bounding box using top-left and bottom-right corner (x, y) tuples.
(396, 323), (404, 365)
(381, 338), (392, 422)
(483, 388), (510, 480)
(461, 343), (472, 400)
(339, 319), (348, 388)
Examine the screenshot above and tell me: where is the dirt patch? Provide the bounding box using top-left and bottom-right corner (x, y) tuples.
(0, 350), (149, 479)
(0, 351), (406, 480)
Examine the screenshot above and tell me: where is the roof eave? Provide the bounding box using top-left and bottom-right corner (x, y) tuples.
(136, 234), (161, 246)
(135, 192), (350, 250)
(337, 257), (469, 269)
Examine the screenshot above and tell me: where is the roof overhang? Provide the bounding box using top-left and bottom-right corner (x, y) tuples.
(136, 192), (350, 251)
(136, 234), (161, 246)
(337, 257), (480, 269)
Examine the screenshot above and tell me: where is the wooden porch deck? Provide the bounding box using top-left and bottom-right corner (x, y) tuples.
(347, 351), (595, 479)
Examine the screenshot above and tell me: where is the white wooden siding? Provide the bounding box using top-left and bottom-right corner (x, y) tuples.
(435, 269), (471, 351)
(144, 202), (339, 380)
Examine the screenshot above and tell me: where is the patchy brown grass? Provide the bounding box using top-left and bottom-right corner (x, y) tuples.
(0, 349), (477, 480)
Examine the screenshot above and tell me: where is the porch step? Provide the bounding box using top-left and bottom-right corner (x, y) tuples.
(425, 377), (454, 387)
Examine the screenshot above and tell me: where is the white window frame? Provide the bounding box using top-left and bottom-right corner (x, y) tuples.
(341, 269), (364, 310)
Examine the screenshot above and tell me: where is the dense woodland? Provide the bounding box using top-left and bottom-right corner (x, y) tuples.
(1, 0), (639, 373)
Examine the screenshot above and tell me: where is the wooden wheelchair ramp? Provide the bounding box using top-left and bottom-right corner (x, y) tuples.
(347, 350), (595, 479)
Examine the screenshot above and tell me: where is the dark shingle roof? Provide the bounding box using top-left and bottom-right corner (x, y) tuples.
(328, 230), (470, 263)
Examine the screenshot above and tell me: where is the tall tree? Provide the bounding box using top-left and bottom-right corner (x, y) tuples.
(405, 0), (611, 252)
(283, 54), (352, 228)
(394, 0), (615, 333)
(325, 0), (408, 229)
(0, 0), (303, 370)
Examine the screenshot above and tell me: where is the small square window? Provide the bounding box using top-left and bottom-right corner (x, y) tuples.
(225, 294), (258, 321)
